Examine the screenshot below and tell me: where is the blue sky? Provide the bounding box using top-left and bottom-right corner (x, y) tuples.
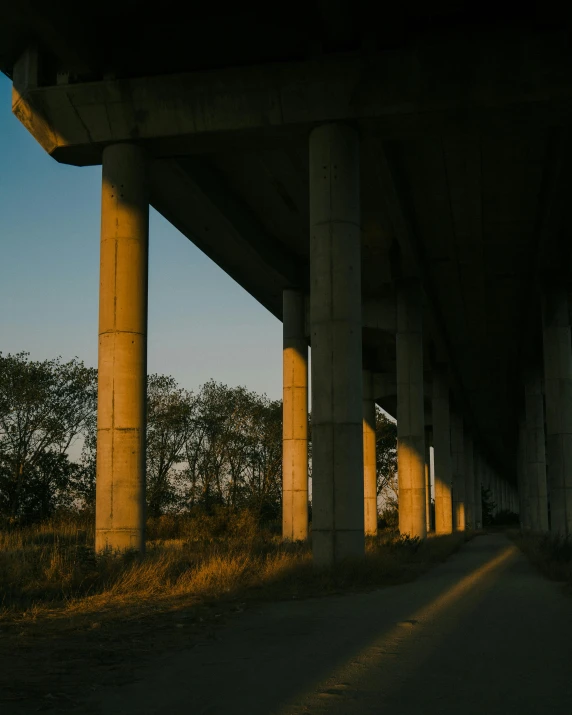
(0, 74), (283, 400)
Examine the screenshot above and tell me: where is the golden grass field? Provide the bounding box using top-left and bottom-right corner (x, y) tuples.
(0, 512), (469, 708)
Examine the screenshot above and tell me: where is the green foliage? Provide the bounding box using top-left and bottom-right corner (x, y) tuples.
(0, 352), (97, 522)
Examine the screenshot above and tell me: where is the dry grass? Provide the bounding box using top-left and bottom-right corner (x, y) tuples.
(0, 513), (468, 627)
(0, 514), (470, 708)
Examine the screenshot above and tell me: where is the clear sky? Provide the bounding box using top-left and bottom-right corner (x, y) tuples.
(0, 74), (283, 400)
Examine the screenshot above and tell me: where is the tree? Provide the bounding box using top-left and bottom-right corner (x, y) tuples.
(0, 352), (97, 520)
(146, 374), (195, 517)
(376, 408), (398, 501)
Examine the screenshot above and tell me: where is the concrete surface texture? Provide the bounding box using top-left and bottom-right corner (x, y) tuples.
(362, 370), (378, 536)
(309, 123), (364, 564)
(451, 412), (466, 531)
(396, 280), (426, 539)
(282, 289), (309, 541)
(432, 374), (453, 534)
(84, 534), (572, 715)
(95, 143), (148, 554)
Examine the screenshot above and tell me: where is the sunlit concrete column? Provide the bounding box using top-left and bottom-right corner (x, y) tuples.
(451, 411), (466, 531)
(474, 450), (483, 529)
(542, 286), (572, 536)
(363, 370), (378, 536)
(464, 432), (475, 528)
(310, 123), (364, 564)
(433, 374), (453, 534)
(424, 429), (432, 533)
(96, 144), (148, 553)
(282, 289), (309, 541)
(397, 280), (426, 539)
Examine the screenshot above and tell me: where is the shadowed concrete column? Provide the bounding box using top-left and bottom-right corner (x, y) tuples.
(282, 289), (309, 541)
(363, 370), (378, 536)
(518, 415), (530, 529)
(433, 374), (453, 534)
(424, 429), (432, 533)
(474, 450), (483, 529)
(464, 432), (475, 528)
(96, 144), (148, 553)
(542, 286), (572, 536)
(397, 280), (426, 539)
(309, 123), (364, 564)
(451, 411), (466, 531)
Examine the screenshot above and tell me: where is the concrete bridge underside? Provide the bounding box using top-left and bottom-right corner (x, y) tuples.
(4, 3), (572, 557)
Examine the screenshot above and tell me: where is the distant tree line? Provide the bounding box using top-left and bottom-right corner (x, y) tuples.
(0, 352), (397, 524)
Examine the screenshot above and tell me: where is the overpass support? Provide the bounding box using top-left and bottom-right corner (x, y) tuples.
(542, 287), (572, 536)
(464, 433), (475, 528)
(309, 124), (364, 564)
(451, 411), (466, 531)
(397, 280), (427, 539)
(518, 415), (531, 529)
(95, 144), (148, 553)
(363, 371), (378, 536)
(282, 289), (309, 541)
(425, 429), (432, 532)
(433, 374), (453, 534)
(474, 451), (483, 529)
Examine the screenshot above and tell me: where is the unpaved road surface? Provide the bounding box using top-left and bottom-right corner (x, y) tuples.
(77, 534), (572, 715)
(4, 534), (570, 714)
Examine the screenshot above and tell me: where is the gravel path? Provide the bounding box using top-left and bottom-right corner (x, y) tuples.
(88, 534), (572, 715)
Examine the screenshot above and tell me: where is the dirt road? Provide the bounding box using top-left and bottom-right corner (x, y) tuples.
(81, 534), (571, 714)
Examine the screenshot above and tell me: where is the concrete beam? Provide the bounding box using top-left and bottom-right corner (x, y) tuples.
(12, 34), (572, 165)
(149, 158), (304, 319)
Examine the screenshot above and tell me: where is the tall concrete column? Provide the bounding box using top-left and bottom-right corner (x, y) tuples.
(309, 123), (364, 564)
(282, 289), (309, 541)
(397, 280), (426, 539)
(464, 432), (475, 528)
(518, 415), (530, 528)
(474, 450), (483, 529)
(542, 286), (572, 536)
(424, 429), (432, 533)
(433, 374), (453, 534)
(96, 144), (148, 553)
(363, 371), (378, 536)
(451, 411), (466, 531)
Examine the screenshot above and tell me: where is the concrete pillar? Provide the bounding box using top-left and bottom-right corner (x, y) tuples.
(518, 415), (530, 528)
(451, 411), (466, 531)
(397, 280), (426, 539)
(96, 144), (148, 553)
(309, 123), (364, 564)
(542, 286), (572, 536)
(363, 371), (378, 536)
(433, 374), (453, 534)
(464, 432), (475, 528)
(474, 450), (483, 529)
(282, 289), (309, 541)
(424, 429), (432, 533)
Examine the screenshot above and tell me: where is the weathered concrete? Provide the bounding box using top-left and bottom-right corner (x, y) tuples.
(542, 286), (572, 536)
(433, 374), (453, 534)
(474, 451), (483, 530)
(451, 411), (466, 531)
(95, 143), (148, 553)
(464, 432), (475, 528)
(425, 429), (432, 533)
(518, 415), (531, 529)
(309, 123), (364, 564)
(282, 289), (309, 541)
(397, 280), (426, 539)
(362, 370), (378, 536)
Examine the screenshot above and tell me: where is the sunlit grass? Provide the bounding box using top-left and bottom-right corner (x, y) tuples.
(0, 512), (469, 632)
